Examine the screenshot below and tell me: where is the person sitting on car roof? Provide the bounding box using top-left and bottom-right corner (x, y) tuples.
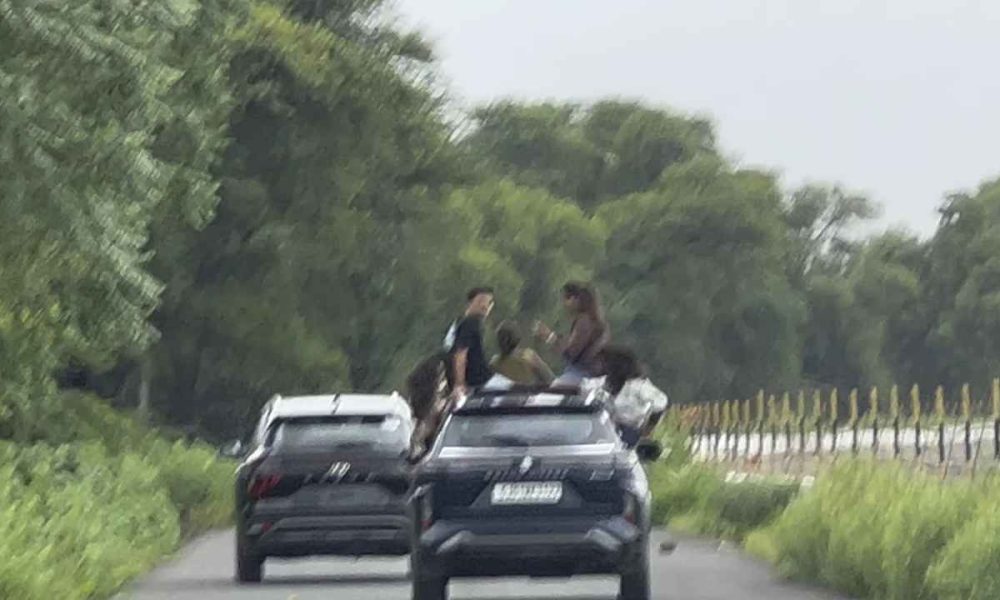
(580, 345), (668, 446)
(490, 321), (555, 386)
(405, 352), (454, 457)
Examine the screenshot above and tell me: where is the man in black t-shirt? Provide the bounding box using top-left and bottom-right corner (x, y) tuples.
(448, 287), (495, 397)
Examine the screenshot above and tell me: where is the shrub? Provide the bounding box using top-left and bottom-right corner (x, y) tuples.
(880, 474), (978, 600)
(926, 490), (1000, 600)
(648, 458), (798, 541)
(648, 461), (721, 524)
(758, 486), (828, 580)
(0, 394), (234, 599)
(147, 438), (234, 533)
(708, 479), (799, 540)
(0, 442), (179, 600)
(755, 459), (996, 600)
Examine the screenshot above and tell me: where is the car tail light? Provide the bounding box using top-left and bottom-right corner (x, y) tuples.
(623, 493), (638, 525)
(249, 473), (282, 500)
(416, 485), (434, 532)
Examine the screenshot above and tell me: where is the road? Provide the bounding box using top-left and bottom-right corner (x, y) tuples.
(121, 530), (845, 600)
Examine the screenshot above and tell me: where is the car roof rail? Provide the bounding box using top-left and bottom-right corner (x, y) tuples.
(455, 387), (603, 415)
(471, 384), (582, 397)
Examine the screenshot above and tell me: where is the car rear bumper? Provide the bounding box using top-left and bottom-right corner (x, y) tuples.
(247, 514), (411, 557)
(416, 516), (644, 577)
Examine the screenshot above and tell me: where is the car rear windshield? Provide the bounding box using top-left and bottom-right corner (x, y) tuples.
(439, 412), (618, 448)
(269, 415), (410, 454)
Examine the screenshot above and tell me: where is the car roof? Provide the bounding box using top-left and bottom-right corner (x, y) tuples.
(453, 386), (602, 415)
(268, 393), (412, 420)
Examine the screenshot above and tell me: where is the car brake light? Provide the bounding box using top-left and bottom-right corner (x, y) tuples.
(623, 493), (638, 525)
(249, 474), (282, 500)
(417, 486), (434, 532)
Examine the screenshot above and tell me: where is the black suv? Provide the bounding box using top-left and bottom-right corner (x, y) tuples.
(232, 394), (413, 583)
(409, 387), (662, 600)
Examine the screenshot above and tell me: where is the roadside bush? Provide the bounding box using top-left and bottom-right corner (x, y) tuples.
(0, 395), (234, 599)
(753, 486), (828, 581)
(648, 459), (798, 541)
(648, 461), (721, 524)
(708, 479), (799, 540)
(648, 417), (1000, 600)
(0, 442), (179, 599)
(147, 438), (234, 533)
(751, 459), (996, 600)
(926, 496), (1000, 600)
(880, 475), (978, 600)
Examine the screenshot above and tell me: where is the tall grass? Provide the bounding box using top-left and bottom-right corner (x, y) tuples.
(652, 413), (1000, 599)
(647, 420), (799, 542)
(748, 460), (1000, 600)
(0, 394), (233, 599)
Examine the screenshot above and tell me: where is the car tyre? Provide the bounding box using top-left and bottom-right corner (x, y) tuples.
(411, 553), (448, 600)
(236, 534), (264, 584)
(619, 539), (650, 600)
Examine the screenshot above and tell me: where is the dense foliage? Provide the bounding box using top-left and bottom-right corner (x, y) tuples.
(2, 0), (1000, 445)
(0, 393), (232, 599)
(650, 421), (1000, 600)
(746, 461), (1000, 600)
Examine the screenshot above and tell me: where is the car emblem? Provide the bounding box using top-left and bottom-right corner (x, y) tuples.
(518, 456), (533, 475)
(325, 462), (351, 482)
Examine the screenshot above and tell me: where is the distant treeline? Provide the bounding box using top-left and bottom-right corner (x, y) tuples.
(3, 0), (999, 440)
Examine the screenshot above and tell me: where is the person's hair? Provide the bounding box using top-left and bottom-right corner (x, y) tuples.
(467, 286), (495, 302)
(495, 321), (521, 358)
(597, 345), (643, 396)
(405, 352), (448, 420)
(562, 281), (604, 322)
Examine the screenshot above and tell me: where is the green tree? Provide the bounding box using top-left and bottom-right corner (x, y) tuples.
(139, 0), (461, 436)
(599, 157), (803, 405)
(0, 0), (235, 438)
(922, 179), (1000, 388)
(464, 100), (716, 210)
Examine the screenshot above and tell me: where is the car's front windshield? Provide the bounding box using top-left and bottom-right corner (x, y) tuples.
(270, 415), (410, 454)
(439, 412), (618, 448)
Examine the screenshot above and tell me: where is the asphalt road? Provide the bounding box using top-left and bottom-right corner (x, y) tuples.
(121, 530), (846, 600)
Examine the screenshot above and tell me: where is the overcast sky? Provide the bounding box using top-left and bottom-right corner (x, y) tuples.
(394, 0), (999, 236)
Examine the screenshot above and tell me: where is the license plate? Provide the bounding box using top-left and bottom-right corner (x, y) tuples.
(306, 485), (388, 507)
(490, 481), (563, 505)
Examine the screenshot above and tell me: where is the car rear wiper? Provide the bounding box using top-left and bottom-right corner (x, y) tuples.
(331, 441), (376, 449)
(481, 434), (533, 447)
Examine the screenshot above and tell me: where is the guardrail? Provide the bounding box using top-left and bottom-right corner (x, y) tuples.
(669, 379), (1000, 477)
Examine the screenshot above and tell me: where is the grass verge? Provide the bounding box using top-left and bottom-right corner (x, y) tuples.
(0, 393), (233, 599)
(650, 423), (1000, 600)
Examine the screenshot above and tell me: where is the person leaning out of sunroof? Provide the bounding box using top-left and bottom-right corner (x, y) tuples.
(581, 345), (668, 447)
(489, 321), (555, 386)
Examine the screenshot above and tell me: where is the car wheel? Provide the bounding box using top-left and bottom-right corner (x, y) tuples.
(413, 576), (448, 600)
(411, 553), (448, 600)
(236, 534), (264, 584)
(619, 539), (650, 600)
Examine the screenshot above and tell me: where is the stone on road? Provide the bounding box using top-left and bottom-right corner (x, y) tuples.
(120, 530), (844, 600)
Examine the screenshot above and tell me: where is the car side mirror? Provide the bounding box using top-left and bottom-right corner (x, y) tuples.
(635, 439), (662, 462)
(219, 439), (245, 459)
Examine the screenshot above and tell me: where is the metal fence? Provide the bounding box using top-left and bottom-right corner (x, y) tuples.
(669, 380), (1000, 477)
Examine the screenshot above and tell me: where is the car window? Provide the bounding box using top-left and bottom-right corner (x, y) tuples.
(269, 415), (411, 454)
(439, 412), (618, 448)
(252, 404), (272, 446)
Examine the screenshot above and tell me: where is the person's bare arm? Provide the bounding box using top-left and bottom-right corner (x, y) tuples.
(452, 348), (468, 394)
(526, 349), (555, 383)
